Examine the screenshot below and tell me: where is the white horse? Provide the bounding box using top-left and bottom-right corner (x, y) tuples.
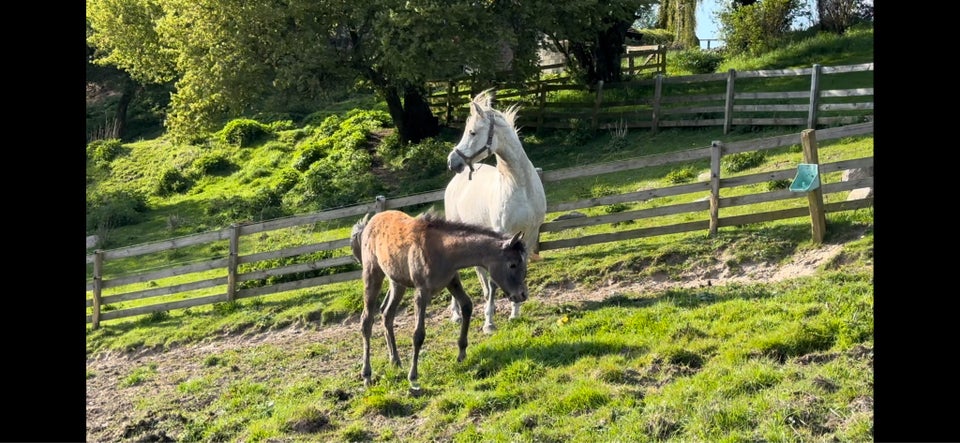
(444, 89), (547, 334)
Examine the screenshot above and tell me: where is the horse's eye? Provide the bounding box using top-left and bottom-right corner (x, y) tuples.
(510, 263), (517, 269)
(469, 130), (476, 136)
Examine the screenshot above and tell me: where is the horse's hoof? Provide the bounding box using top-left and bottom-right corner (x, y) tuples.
(363, 378), (372, 388)
(482, 324), (497, 334)
(409, 386), (424, 397)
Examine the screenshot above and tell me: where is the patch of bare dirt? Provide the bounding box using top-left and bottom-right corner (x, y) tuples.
(86, 241), (855, 442)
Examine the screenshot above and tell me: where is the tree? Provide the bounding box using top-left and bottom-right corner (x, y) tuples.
(87, 0), (660, 142)
(537, 0), (656, 85)
(657, 0), (700, 49)
(87, 0), (546, 144)
(817, 0), (872, 33)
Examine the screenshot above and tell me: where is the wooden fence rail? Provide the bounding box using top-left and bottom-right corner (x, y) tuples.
(86, 122), (874, 328)
(427, 62), (873, 135)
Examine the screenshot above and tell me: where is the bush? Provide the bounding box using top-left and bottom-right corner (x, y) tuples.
(155, 167), (192, 196)
(719, 0), (804, 56)
(564, 118), (594, 146)
(190, 151), (235, 176)
(387, 137), (450, 193)
(86, 138), (124, 164)
(671, 48), (725, 74)
(666, 165), (698, 184)
(723, 151), (767, 173)
(218, 118), (270, 147)
(86, 189), (150, 232)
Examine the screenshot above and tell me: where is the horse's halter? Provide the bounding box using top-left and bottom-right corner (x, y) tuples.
(454, 111), (496, 180)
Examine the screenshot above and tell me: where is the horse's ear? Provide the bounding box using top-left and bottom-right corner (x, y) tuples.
(471, 101), (483, 117)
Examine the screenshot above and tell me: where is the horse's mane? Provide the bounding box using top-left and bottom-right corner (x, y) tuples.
(473, 88), (520, 130)
(418, 208), (510, 240)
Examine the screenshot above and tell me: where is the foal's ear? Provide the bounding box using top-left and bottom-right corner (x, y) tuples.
(510, 231), (524, 246)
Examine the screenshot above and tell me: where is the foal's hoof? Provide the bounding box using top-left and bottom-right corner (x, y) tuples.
(482, 324), (497, 334)
(408, 386), (424, 397)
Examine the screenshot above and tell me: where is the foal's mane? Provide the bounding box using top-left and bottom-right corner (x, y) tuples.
(473, 88), (520, 131)
(419, 209), (509, 240)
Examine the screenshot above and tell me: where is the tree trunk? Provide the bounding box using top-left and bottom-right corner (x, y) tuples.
(569, 19), (631, 85)
(380, 86), (439, 145)
(114, 80), (141, 140)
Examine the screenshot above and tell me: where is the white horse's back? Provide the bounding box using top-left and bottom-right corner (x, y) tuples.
(444, 163), (545, 254)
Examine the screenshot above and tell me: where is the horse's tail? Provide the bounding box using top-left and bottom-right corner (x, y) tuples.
(350, 213), (371, 263)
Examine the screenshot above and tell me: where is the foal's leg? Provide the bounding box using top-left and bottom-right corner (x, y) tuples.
(408, 288), (431, 391)
(446, 277), (474, 363)
(381, 280), (405, 367)
(449, 288), (462, 324)
(475, 267), (499, 334)
(360, 270), (385, 387)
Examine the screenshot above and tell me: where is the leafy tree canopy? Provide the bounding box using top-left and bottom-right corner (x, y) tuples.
(87, 0), (652, 142)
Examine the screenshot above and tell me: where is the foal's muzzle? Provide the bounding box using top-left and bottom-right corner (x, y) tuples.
(507, 289), (528, 304)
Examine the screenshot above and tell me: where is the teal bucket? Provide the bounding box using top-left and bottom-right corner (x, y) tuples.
(789, 163), (820, 192)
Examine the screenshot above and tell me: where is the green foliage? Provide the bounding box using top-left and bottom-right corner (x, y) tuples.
(87, 138), (124, 164)
(219, 118), (271, 147)
(671, 48), (725, 74)
(86, 189), (149, 232)
(719, 0), (805, 56)
(635, 28), (674, 45)
(723, 151), (767, 173)
(666, 165), (698, 184)
(563, 118), (594, 146)
(190, 151), (235, 176)
(384, 136), (450, 193)
(767, 179), (791, 191)
(155, 167), (192, 196)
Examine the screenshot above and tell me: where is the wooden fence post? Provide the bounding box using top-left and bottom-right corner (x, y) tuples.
(807, 64), (822, 129)
(537, 81), (546, 132)
(652, 74), (663, 134)
(723, 69), (736, 135)
(709, 141), (722, 236)
(592, 80), (604, 131)
(446, 81), (455, 125)
(91, 250), (103, 330)
(800, 129), (827, 243)
(659, 45), (666, 74)
(226, 223), (240, 302)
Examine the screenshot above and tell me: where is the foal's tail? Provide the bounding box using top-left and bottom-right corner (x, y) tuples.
(350, 213), (372, 263)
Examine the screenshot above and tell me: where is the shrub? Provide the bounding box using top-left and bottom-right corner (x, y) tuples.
(671, 48), (725, 74)
(155, 167), (192, 196)
(666, 165), (698, 184)
(564, 118), (594, 146)
(293, 140), (329, 172)
(190, 151), (235, 176)
(386, 136), (449, 192)
(723, 151), (766, 173)
(303, 150), (377, 209)
(86, 138), (124, 164)
(718, 0), (804, 56)
(86, 189), (150, 232)
(767, 179), (792, 191)
(218, 118), (270, 147)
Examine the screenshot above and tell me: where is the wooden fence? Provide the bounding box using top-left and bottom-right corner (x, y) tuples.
(427, 62), (873, 134)
(86, 122), (874, 328)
